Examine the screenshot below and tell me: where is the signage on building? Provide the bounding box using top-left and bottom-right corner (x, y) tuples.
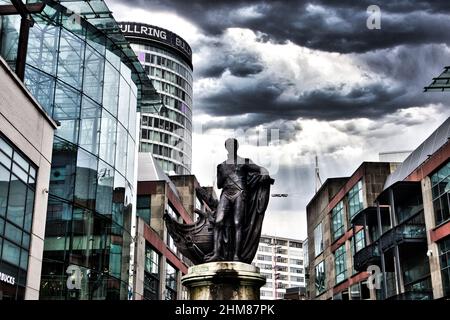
(118, 22), (192, 65)
(0, 271), (15, 285)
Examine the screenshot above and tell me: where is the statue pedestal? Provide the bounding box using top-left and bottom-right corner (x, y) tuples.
(181, 262), (266, 300)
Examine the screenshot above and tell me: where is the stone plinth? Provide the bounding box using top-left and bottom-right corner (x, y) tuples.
(181, 262), (266, 300)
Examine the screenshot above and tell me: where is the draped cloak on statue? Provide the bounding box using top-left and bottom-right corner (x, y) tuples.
(238, 170), (274, 263)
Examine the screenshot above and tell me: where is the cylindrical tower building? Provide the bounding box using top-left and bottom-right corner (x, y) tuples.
(119, 22), (193, 175)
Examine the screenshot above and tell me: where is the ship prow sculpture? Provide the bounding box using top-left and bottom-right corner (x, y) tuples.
(164, 138), (275, 265)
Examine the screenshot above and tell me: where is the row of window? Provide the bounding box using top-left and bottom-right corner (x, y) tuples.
(314, 229), (366, 296)
(137, 195), (151, 226)
(257, 243), (302, 253)
(289, 242), (303, 248)
(334, 245), (347, 284)
(144, 244), (179, 300)
(25, 22), (138, 132)
(255, 263), (304, 274)
(431, 162), (450, 226)
(291, 276), (305, 283)
(258, 245), (272, 253)
(156, 157), (188, 175)
(140, 128), (192, 157)
(257, 254), (272, 261)
(260, 238), (299, 247)
(140, 143), (190, 166)
(26, 70), (137, 185)
(439, 236), (450, 297)
(0, 136), (36, 274)
(142, 116), (191, 141)
(144, 66), (192, 97)
(166, 205), (181, 257)
(260, 290), (285, 298)
(314, 180), (365, 259)
(147, 46), (193, 78)
(163, 95), (193, 121)
(331, 181), (364, 242)
(151, 79), (192, 107)
(44, 198), (131, 284)
(142, 104), (191, 131)
(49, 137), (134, 221)
(133, 47), (193, 83)
(332, 201), (345, 241)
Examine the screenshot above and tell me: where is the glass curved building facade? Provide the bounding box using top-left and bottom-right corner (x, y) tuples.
(119, 22), (193, 175)
(0, 0), (159, 300)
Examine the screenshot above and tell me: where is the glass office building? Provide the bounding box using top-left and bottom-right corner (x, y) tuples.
(0, 0), (159, 300)
(119, 22), (193, 175)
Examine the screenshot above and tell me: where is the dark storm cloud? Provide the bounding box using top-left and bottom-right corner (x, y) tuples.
(196, 49), (264, 78)
(120, 0), (450, 53)
(194, 42), (450, 129)
(359, 44), (450, 85)
(196, 75), (445, 127)
(112, 0), (450, 130)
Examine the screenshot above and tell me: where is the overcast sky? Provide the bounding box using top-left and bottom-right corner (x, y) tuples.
(107, 0), (450, 241)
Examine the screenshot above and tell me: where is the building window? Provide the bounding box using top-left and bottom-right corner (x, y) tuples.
(354, 229), (365, 252)
(289, 241), (302, 248)
(334, 244), (347, 284)
(276, 256), (288, 263)
(290, 258), (303, 265)
(290, 267), (303, 274)
(258, 245), (272, 253)
(259, 263), (272, 270)
(348, 180), (364, 220)
(165, 262), (178, 300)
(0, 135), (37, 300)
(166, 204), (179, 255)
(261, 290), (273, 297)
(137, 195), (151, 225)
(314, 222), (323, 256)
(332, 201), (345, 241)
(291, 276), (305, 283)
(315, 261), (326, 296)
(431, 162), (450, 226)
(350, 282), (370, 300)
(275, 265), (288, 272)
(144, 244), (159, 300)
(257, 254), (272, 262)
(439, 236), (450, 297)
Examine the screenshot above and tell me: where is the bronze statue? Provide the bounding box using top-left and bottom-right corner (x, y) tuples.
(164, 138), (274, 264)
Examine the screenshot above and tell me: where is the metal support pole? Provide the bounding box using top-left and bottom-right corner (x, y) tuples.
(15, 15), (32, 80)
(377, 203), (388, 299)
(2, 1), (46, 80)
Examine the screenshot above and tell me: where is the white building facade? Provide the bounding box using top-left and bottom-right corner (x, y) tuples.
(252, 235), (305, 300)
